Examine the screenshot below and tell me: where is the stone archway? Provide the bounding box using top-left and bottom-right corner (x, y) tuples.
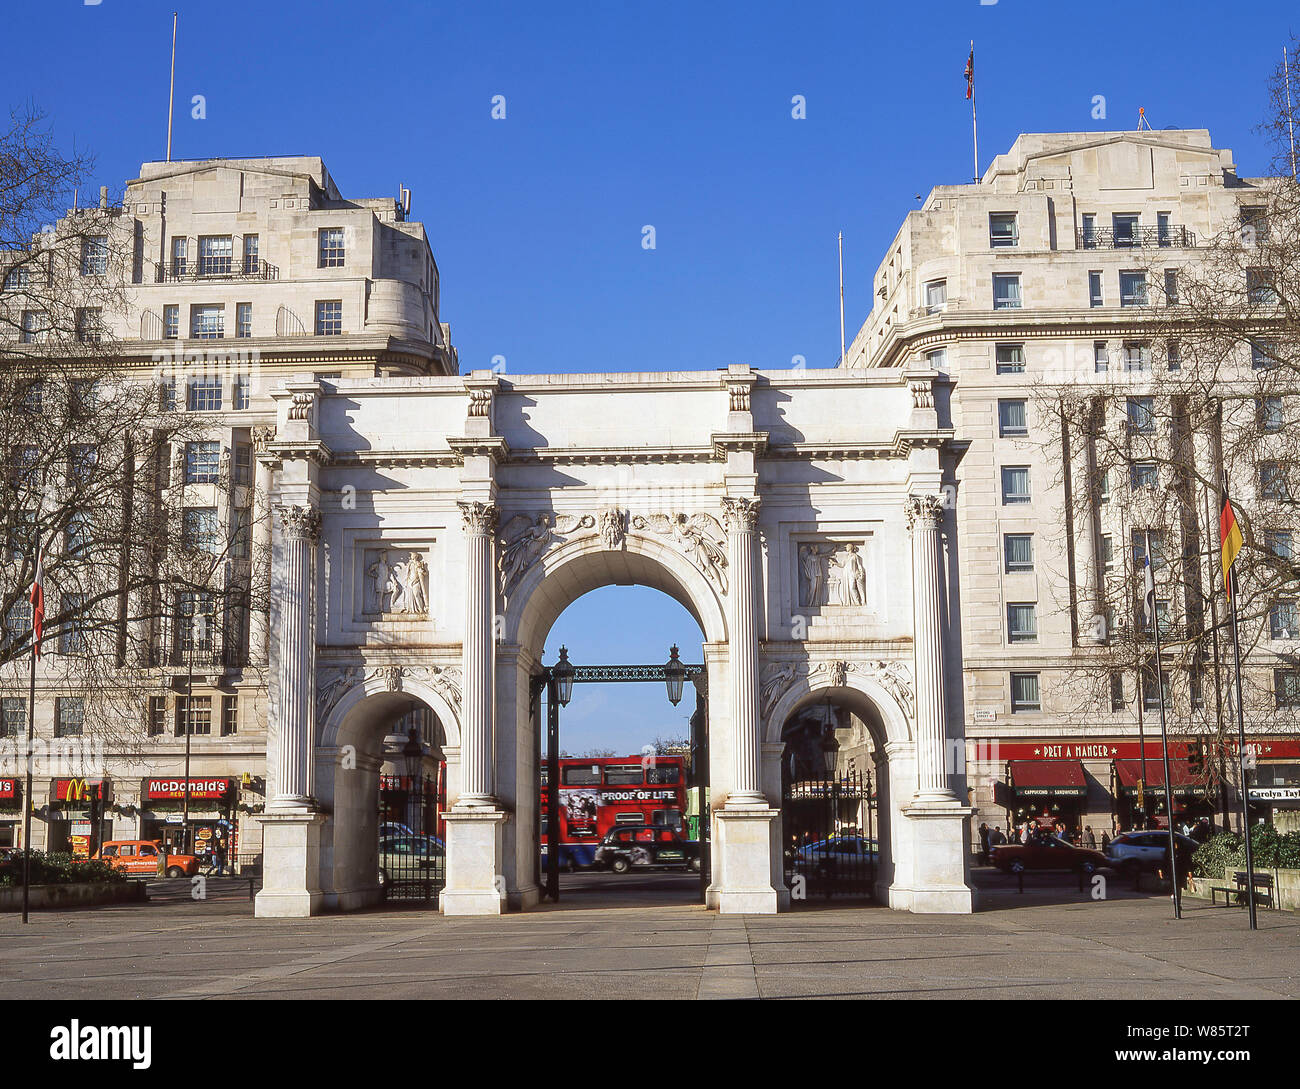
(312, 670), (461, 912)
(489, 531), (730, 911)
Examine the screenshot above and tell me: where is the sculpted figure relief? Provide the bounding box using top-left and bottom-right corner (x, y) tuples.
(498, 513), (596, 594)
(365, 548), (430, 616)
(632, 512), (729, 593)
(799, 540), (868, 607)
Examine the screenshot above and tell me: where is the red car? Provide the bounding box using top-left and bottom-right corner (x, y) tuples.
(990, 835), (1107, 876)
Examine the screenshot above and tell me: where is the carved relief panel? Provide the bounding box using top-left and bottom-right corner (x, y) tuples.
(796, 538), (873, 609)
(348, 541), (436, 625)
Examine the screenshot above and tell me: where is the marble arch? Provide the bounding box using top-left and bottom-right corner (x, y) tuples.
(254, 363), (975, 918)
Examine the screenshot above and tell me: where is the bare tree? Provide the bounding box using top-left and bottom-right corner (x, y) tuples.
(1032, 48), (1300, 823)
(0, 106), (269, 751)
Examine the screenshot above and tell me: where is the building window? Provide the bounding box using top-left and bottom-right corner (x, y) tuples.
(998, 399), (1028, 437)
(230, 507), (251, 560)
(1189, 665), (1205, 709)
(989, 213), (1019, 248)
(187, 376), (222, 411)
(1080, 213), (1097, 247)
(1270, 600), (1298, 640)
(235, 302), (252, 338)
(1241, 207), (1269, 245)
(1259, 397), (1284, 433)
(221, 694), (239, 736)
(1251, 339), (1278, 369)
(1, 697), (25, 738)
(1094, 341), (1109, 374)
(148, 696), (167, 737)
(3, 265), (30, 291)
(171, 236), (188, 276)
(315, 300), (343, 335)
(1088, 271), (1103, 307)
(1113, 213), (1139, 247)
(1131, 461), (1159, 490)
(1127, 396), (1155, 434)
(232, 442), (252, 486)
(177, 593), (216, 655)
(176, 696), (212, 737)
(80, 235), (108, 276)
(1100, 533), (1114, 572)
(1167, 340), (1181, 372)
(242, 234), (260, 274)
(1122, 341), (1151, 372)
(1265, 530), (1294, 560)
(58, 593), (87, 655)
(924, 279), (947, 314)
(198, 235), (233, 277)
(1260, 461), (1291, 502)
(1247, 268), (1278, 305)
(1010, 672), (1041, 713)
(1001, 466), (1031, 504)
(1163, 268), (1179, 305)
(1142, 660), (1170, 710)
(318, 228), (345, 268)
(64, 510), (92, 556)
(1110, 673), (1125, 711)
(1132, 529), (1166, 571)
(76, 308), (103, 343)
(925, 348), (947, 369)
(159, 377), (177, 412)
(55, 697), (84, 738)
(163, 304), (179, 340)
(1276, 670), (1300, 708)
(1007, 603), (1038, 643)
(5, 600), (32, 644)
(1119, 271), (1147, 307)
(1004, 533), (1034, 573)
(992, 273), (1022, 309)
(182, 508), (220, 555)
(19, 309), (43, 344)
(190, 304), (224, 340)
(184, 441), (220, 484)
(232, 375), (250, 410)
(995, 343), (1025, 374)
(1157, 211), (1173, 247)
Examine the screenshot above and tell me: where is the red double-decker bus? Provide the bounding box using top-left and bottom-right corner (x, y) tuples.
(540, 754), (689, 870)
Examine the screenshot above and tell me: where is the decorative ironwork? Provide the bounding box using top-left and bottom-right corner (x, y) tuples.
(1077, 225), (1195, 250)
(782, 767), (877, 902)
(569, 663), (705, 684)
(378, 772), (445, 905)
(154, 258), (279, 282)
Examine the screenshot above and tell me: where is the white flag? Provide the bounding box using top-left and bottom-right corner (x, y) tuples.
(1142, 554), (1156, 630)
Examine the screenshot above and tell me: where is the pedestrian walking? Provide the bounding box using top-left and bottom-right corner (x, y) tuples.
(1083, 825), (1096, 849)
(978, 822), (990, 865)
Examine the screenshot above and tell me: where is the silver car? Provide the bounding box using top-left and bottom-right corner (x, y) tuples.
(1105, 830), (1198, 876)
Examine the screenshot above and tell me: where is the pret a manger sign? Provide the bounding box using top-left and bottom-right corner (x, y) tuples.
(145, 778), (231, 800)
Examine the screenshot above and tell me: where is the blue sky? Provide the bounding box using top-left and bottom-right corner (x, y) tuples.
(8, 0), (1295, 752)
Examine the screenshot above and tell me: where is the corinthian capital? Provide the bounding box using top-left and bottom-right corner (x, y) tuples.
(905, 494), (946, 533)
(278, 504), (322, 542)
(721, 496), (761, 533)
(458, 500), (499, 535)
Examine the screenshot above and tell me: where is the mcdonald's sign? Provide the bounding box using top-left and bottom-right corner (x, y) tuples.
(52, 778), (109, 803)
(0, 779), (16, 799)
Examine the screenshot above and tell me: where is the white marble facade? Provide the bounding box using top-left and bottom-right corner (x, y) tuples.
(255, 361), (975, 918)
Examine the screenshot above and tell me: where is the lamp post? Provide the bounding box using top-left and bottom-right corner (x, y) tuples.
(542, 647), (575, 902)
(401, 724), (423, 833)
(182, 609), (205, 857)
(664, 645), (686, 706)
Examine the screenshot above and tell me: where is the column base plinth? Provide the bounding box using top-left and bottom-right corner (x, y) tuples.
(255, 809), (325, 918)
(893, 800), (974, 915)
(714, 805), (780, 915)
(441, 808), (508, 916)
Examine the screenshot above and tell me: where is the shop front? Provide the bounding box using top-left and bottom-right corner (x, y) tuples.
(139, 777), (238, 860)
(1003, 760), (1089, 836)
(1248, 764), (1300, 833)
(0, 778), (20, 848)
(48, 779), (113, 857)
(1111, 758), (1212, 831)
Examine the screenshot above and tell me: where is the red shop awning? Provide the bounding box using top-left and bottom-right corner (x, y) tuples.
(1007, 760), (1088, 797)
(1113, 758), (1201, 796)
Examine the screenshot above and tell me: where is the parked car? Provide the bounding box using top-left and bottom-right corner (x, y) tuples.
(792, 835), (879, 875)
(593, 826), (701, 874)
(1105, 830), (1198, 876)
(378, 834), (445, 888)
(379, 822), (414, 839)
(990, 835), (1107, 876)
(82, 840), (200, 878)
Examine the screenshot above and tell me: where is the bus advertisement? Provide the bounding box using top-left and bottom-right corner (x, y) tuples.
(540, 754), (690, 870)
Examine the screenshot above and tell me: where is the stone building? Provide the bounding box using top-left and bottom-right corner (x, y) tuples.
(844, 129), (1300, 839)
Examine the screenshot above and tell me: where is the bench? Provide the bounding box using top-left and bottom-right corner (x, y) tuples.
(1210, 871), (1274, 909)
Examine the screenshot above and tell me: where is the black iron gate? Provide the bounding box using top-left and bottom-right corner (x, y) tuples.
(782, 768), (876, 901)
(379, 773), (445, 905)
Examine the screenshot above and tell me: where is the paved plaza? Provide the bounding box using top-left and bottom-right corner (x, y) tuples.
(2, 873), (1297, 1000)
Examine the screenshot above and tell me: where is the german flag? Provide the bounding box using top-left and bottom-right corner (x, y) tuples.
(1220, 489), (1244, 597)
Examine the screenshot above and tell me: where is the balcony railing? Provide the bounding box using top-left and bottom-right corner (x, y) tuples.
(154, 258), (278, 283)
(1078, 225), (1196, 250)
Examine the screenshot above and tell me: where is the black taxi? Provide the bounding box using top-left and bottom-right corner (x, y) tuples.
(593, 825), (702, 874)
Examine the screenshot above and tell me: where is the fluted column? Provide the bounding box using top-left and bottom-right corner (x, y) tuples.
(250, 426), (276, 663)
(907, 494), (956, 802)
(458, 501), (497, 806)
(270, 503), (320, 808)
(722, 496), (764, 806)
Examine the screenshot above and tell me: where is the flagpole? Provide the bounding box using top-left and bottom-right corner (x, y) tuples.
(166, 11), (178, 162)
(1147, 547), (1181, 918)
(837, 231), (846, 367)
(21, 534), (42, 926)
(1223, 475), (1258, 930)
(970, 41), (979, 183)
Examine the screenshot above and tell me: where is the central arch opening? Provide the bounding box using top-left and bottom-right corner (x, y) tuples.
(536, 585), (706, 908)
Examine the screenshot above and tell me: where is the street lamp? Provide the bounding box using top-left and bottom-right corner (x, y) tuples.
(663, 644), (687, 706)
(402, 724), (423, 833)
(553, 646), (575, 707)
